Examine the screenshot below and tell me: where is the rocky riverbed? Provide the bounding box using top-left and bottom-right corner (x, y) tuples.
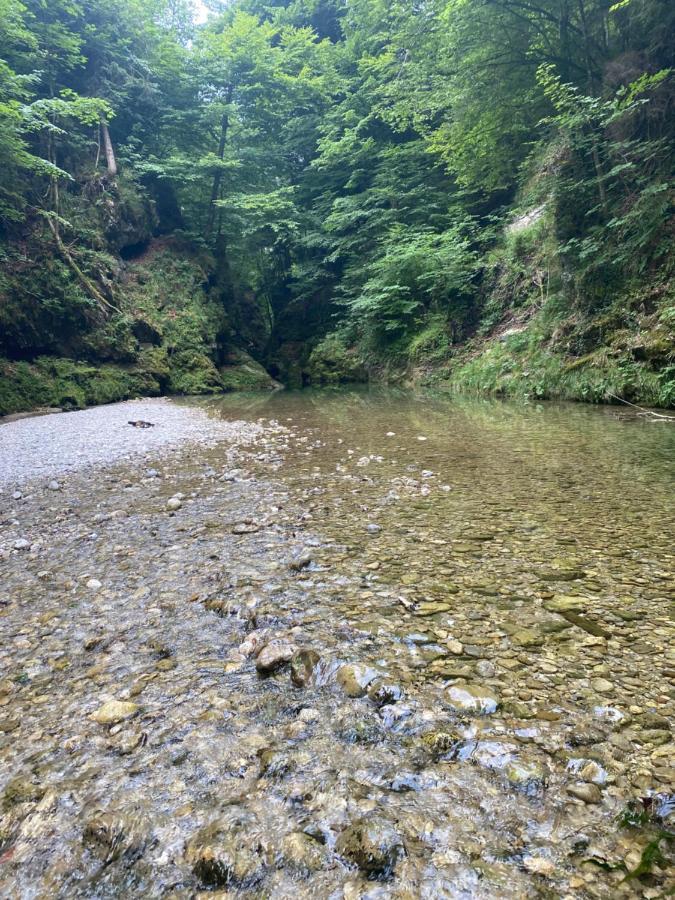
(0, 390), (673, 898)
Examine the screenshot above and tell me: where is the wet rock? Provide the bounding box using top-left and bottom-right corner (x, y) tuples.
(2, 776), (45, 810)
(522, 855), (555, 877)
(279, 832), (327, 873)
(239, 630), (268, 658)
(420, 730), (461, 759)
(337, 664), (379, 698)
(567, 782), (602, 804)
(511, 628), (544, 648)
(367, 679), (404, 707)
(83, 811), (145, 862)
(567, 758), (607, 785)
(232, 521), (261, 534)
(475, 660), (496, 678)
(166, 496), (182, 511)
(90, 700), (139, 725)
(186, 818), (266, 888)
(544, 595), (587, 613)
(288, 552), (312, 572)
(259, 748), (295, 778)
(290, 649), (321, 687)
(446, 683), (499, 715)
(366, 524), (382, 534)
(334, 712), (384, 745)
(446, 639), (464, 655)
(335, 817), (405, 877)
(591, 678), (613, 694)
(503, 758), (548, 795)
(256, 640), (294, 675)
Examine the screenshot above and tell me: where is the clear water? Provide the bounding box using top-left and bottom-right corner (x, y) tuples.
(1, 388), (673, 898)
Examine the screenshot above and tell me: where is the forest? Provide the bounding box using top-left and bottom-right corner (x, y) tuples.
(0, 0), (673, 413)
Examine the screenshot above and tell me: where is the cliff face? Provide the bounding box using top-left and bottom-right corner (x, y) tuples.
(0, 180), (278, 417)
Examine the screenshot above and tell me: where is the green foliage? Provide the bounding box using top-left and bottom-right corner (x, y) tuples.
(0, 0), (674, 408)
(306, 332), (366, 385)
(347, 224), (478, 350)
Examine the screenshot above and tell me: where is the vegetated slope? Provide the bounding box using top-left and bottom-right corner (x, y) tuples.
(0, 0), (673, 412)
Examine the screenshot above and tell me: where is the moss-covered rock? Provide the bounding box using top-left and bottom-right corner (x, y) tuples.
(306, 333), (367, 385)
(0, 356), (161, 417)
(168, 350), (223, 395)
(219, 349), (280, 392)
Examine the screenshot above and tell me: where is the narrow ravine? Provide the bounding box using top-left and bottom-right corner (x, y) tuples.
(0, 389), (673, 898)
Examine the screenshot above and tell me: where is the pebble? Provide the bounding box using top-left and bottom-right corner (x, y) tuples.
(90, 700), (139, 725)
(566, 782), (602, 804)
(166, 497), (182, 511)
(13, 539), (30, 551)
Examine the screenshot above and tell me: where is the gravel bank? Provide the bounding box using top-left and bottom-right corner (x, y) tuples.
(0, 398), (263, 488)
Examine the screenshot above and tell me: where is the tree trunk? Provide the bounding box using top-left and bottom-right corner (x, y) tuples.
(206, 87), (233, 238)
(101, 120), (118, 177)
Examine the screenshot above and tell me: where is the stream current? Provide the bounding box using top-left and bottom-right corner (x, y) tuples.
(0, 388), (673, 898)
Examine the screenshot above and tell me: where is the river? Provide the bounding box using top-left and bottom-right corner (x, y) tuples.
(0, 387), (673, 898)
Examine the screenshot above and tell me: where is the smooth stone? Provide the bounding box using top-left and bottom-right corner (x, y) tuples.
(90, 700), (139, 725)
(512, 628), (544, 648)
(446, 683), (499, 715)
(567, 782), (602, 804)
(256, 641), (294, 675)
(86, 579), (102, 591)
(591, 678), (614, 693)
(166, 497), (182, 511)
(335, 817), (405, 876)
(544, 595), (587, 613)
(13, 539), (30, 551)
(47, 480), (61, 491)
(447, 639), (464, 655)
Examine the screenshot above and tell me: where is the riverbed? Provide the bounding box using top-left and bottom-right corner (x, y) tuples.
(0, 388), (673, 898)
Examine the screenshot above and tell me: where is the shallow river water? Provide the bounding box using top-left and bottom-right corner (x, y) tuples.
(0, 388), (673, 898)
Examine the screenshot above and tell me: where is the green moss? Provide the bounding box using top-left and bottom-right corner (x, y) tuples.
(0, 356), (161, 417)
(307, 333), (367, 385)
(168, 349), (223, 395)
(219, 350), (277, 391)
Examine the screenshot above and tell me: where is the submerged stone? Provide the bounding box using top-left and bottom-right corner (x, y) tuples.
(367, 678), (405, 707)
(337, 664), (379, 697)
(290, 649), (320, 687)
(256, 640), (294, 675)
(186, 818), (266, 888)
(335, 817), (405, 877)
(90, 700), (139, 725)
(279, 832), (327, 873)
(446, 683), (499, 715)
(567, 782), (602, 804)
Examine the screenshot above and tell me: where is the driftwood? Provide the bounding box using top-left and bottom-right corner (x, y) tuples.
(608, 393), (675, 421)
